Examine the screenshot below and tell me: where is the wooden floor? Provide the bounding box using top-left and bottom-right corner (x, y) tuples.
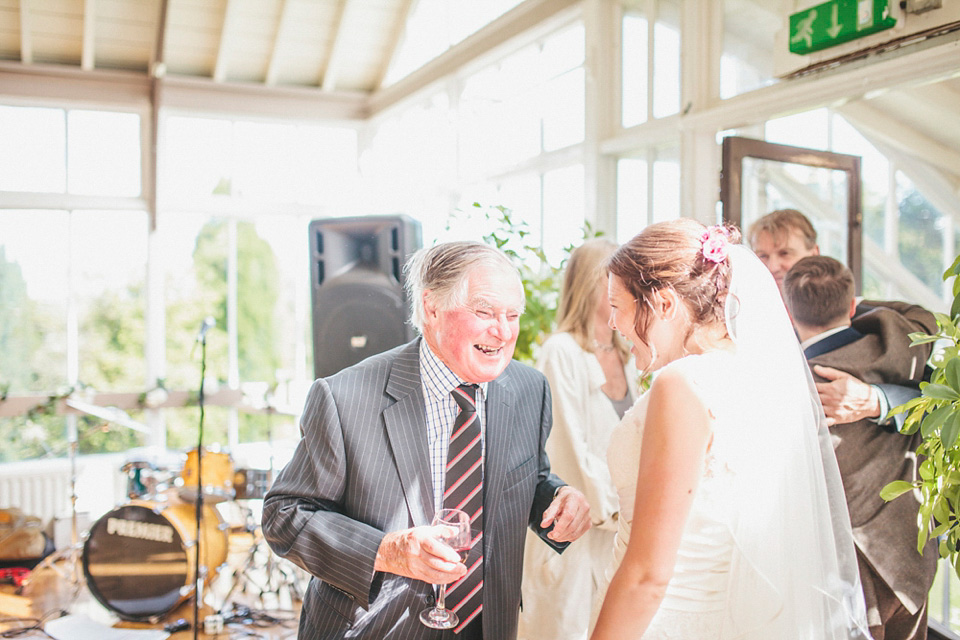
(0, 508), (304, 639)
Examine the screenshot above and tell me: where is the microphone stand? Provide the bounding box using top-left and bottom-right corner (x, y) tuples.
(193, 327), (208, 640)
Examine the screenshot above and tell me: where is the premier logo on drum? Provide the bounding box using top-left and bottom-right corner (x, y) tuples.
(106, 516), (175, 543)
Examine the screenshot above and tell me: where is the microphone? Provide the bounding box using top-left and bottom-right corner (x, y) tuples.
(195, 316), (216, 342)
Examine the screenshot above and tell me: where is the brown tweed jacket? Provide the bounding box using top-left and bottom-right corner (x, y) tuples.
(807, 300), (939, 614)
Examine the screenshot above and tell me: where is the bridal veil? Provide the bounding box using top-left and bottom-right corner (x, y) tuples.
(718, 244), (871, 639)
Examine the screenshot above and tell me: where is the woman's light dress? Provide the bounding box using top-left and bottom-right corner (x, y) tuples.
(599, 351), (737, 638)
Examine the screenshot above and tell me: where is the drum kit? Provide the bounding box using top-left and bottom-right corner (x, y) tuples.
(75, 448), (290, 622)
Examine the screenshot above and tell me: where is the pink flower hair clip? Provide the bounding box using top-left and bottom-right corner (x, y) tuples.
(699, 225), (730, 264)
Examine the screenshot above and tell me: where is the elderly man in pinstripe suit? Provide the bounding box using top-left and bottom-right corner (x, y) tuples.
(263, 240), (592, 639)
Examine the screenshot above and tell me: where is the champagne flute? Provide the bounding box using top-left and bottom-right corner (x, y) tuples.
(420, 508), (472, 629)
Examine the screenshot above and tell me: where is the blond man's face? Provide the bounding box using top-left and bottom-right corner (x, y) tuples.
(752, 229), (819, 291)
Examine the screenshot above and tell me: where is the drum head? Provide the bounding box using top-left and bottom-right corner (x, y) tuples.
(82, 504), (189, 620)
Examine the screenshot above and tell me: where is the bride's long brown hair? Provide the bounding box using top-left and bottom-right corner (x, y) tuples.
(606, 218), (739, 347)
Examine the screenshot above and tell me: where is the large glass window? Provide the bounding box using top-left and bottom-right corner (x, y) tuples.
(543, 164), (585, 266)
(73, 210), (149, 391)
(621, 0), (681, 127)
(0, 208), (148, 461)
(162, 116), (359, 207)
(363, 92), (456, 243)
(0, 210), (70, 394)
(720, 0), (779, 99)
(615, 146), (679, 241)
(67, 110), (142, 197)
(158, 114), (350, 445)
(617, 157), (648, 242)
(384, 0), (525, 86)
(459, 24), (585, 177)
(0, 106), (66, 193)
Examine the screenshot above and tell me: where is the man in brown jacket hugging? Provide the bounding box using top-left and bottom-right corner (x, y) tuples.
(784, 255), (938, 640)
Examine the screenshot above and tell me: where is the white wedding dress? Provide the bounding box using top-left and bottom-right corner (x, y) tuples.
(601, 351), (738, 638)
(594, 244), (872, 640)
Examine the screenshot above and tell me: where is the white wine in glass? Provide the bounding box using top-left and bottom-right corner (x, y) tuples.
(420, 508), (471, 629)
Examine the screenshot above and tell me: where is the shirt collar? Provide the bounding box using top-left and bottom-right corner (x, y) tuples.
(800, 325), (849, 352)
(419, 339), (490, 401)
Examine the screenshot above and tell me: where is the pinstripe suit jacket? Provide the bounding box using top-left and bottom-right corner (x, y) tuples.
(262, 339), (567, 639)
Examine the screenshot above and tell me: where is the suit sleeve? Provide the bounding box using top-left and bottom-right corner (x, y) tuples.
(261, 378), (386, 608)
(858, 300), (937, 429)
(527, 373), (570, 553)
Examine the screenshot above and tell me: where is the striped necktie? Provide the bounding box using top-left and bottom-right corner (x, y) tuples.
(444, 383), (483, 633)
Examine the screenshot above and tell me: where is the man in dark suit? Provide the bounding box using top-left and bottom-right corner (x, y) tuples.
(262, 240), (591, 639)
(784, 256), (938, 640)
(749, 208), (920, 431)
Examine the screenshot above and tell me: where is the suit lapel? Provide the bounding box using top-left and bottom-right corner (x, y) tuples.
(804, 327), (864, 360)
(483, 369), (517, 541)
(383, 340), (434, 528)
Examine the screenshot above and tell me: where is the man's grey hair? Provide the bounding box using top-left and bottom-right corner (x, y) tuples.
(404, 240), (522, 334)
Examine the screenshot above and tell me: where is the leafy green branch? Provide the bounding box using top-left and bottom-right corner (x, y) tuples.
(882, 252), (960, 573)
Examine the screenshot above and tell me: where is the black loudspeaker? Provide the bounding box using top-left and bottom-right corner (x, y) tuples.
(309, 215), (422, 379)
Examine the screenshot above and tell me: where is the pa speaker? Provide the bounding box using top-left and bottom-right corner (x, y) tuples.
(309, 215), (422, 379)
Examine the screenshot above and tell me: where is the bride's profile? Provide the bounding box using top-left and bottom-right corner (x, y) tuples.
(590, 219), (871, 640)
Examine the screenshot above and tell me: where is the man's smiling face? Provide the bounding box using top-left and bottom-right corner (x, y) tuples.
(421, 266), (524, 383)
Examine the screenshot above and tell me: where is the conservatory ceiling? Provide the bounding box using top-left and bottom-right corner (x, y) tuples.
(0, 0), (957, 195)
(0, 0), (416, 92)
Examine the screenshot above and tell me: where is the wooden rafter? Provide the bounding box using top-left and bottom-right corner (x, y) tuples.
(372, 0), (415, 91)
(152, 0), (170, 75)
(368, 0), (580, 114)
(19, 0), (33, 64)
(214, 0), (239, 82)
(265, 0), (292, 85)
(319, 0), (349, 91)
(82, 0), (96, 70)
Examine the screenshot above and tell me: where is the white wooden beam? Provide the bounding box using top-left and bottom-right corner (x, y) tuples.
(372, 0), (415, 91)
(0, 62), (367, 121)
(19, 0), (33, 64)
(0, 62), (152, 107)
(82, 0), (96, 71)
(320, 0), (350, 91)
(0, 190), (147, 210)
(679, 0), (722, 223)
(583, 0), (619, 233)
(265, 0), (292, 86)
(368, 0), (580, 115)
(213, 0), (240, 83)
(837, 100), (960, 178)
(156, 74), (367, 121)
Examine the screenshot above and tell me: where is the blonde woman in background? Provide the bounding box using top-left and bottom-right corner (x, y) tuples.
(519, 238), (636, 640)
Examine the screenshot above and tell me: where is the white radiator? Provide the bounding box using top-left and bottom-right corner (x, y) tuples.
(0, 459), (74, 526)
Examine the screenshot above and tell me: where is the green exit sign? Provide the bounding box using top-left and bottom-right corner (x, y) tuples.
(789, 0), (896, 55)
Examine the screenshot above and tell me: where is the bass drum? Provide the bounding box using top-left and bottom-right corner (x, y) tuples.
(82, 500), (228, 620)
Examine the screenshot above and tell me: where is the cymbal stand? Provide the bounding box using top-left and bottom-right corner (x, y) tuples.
(25, 416), (83, 608)
(218, 505), (306, 612)
(192, 319), (213, 640)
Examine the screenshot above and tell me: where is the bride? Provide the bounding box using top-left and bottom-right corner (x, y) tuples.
(590, 219), (871, 640)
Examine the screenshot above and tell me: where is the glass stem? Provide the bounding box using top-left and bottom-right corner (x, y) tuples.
(436, 584), (447, 612)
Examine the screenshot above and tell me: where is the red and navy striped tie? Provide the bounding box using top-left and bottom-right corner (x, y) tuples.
(444, 383), (483, 633)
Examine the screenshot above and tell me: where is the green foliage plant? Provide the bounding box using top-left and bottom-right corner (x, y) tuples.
(883, 252), (960, 575)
